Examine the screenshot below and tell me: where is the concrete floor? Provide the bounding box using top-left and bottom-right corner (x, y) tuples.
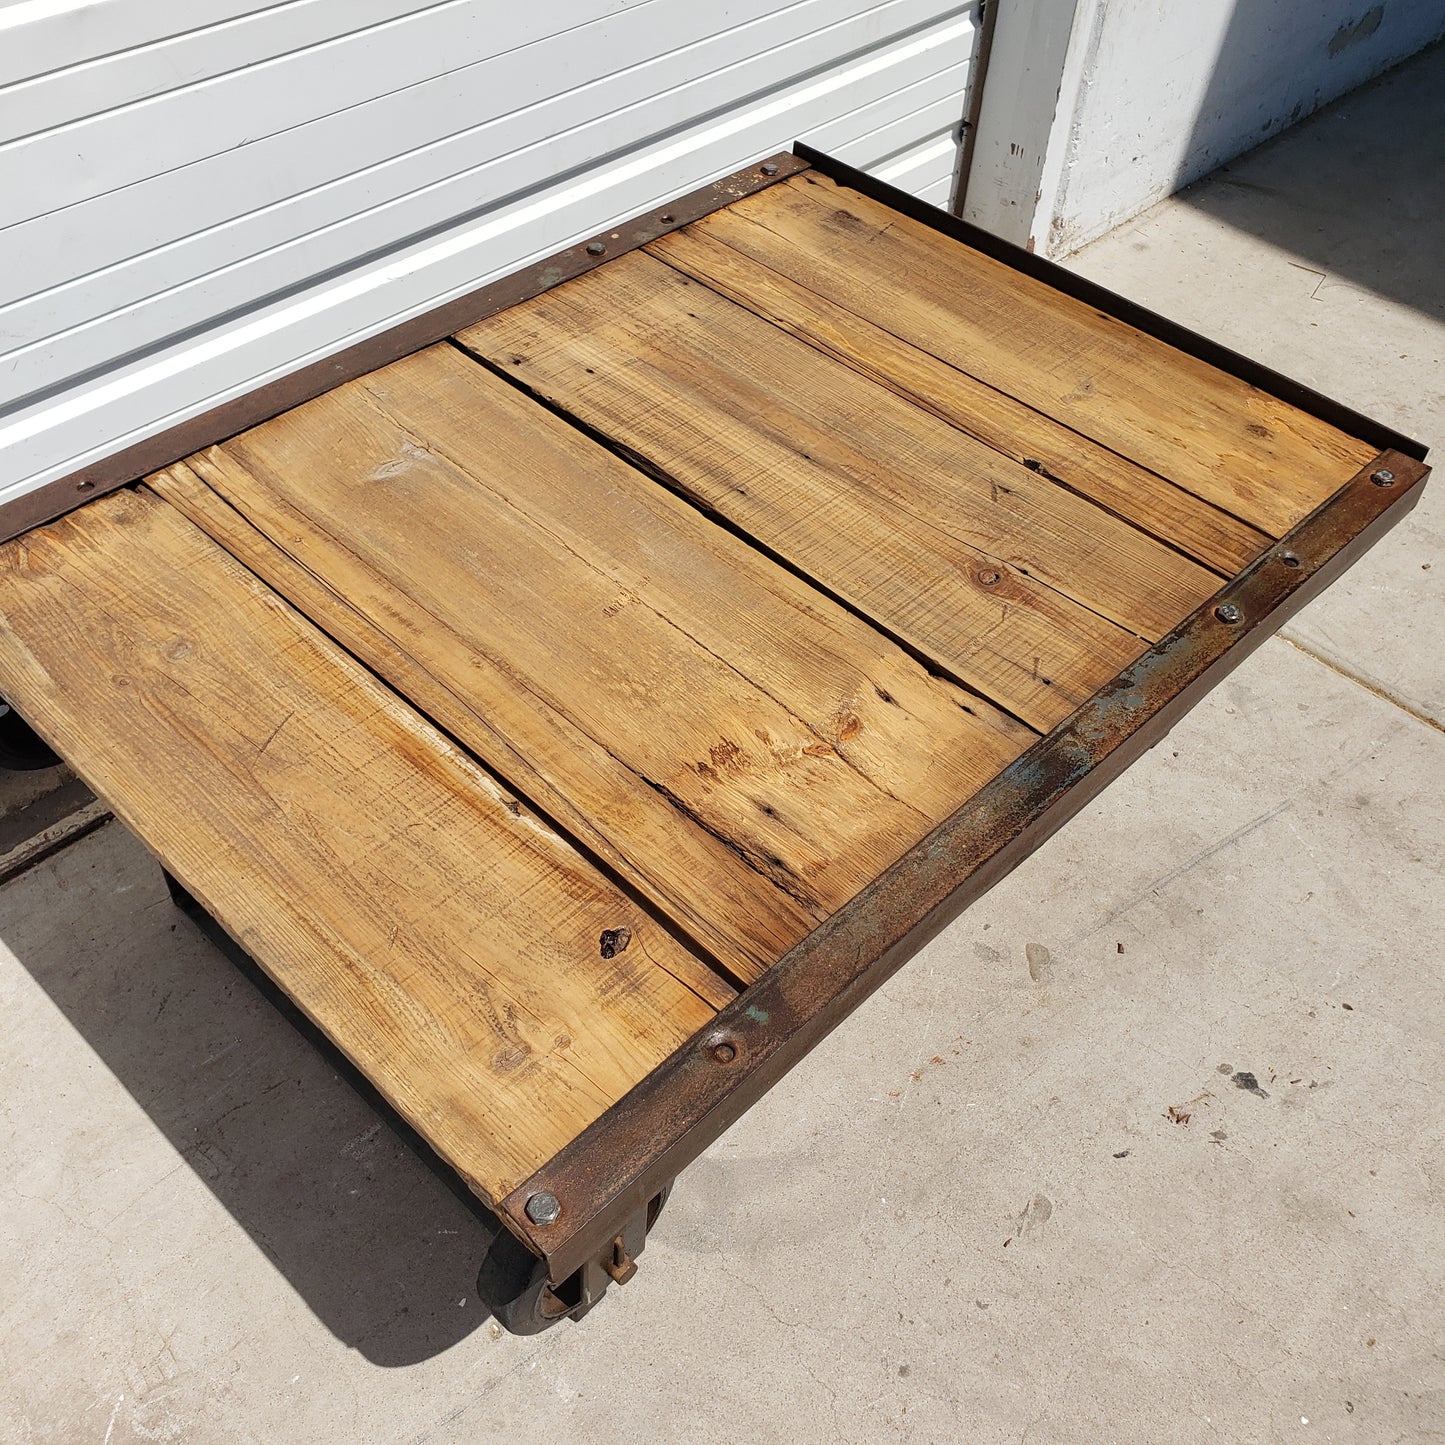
(3, 44), (1442, 1445)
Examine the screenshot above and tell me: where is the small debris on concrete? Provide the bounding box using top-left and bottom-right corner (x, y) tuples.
(1026, 942), (1052, 981)
(1232, 1071), (1270, 1098)
(1166, 1090), (1213, 1124)
(1113, 1149), (1131, 1158)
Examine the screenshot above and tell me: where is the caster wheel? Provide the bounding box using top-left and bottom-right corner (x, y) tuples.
(476, 1225), (576, 1337)
(478, 1182), (673, 1335)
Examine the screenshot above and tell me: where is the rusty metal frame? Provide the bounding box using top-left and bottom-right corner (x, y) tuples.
(501, 448), (1428, 1282)
(7, 143), (1430, 1296)
(0, 153), (809, 546)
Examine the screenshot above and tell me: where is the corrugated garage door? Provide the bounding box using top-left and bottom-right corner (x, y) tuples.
(0, 0), (983, 507)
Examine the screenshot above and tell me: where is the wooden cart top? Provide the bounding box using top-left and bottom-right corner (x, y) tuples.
(0, 153), (1426, 1268)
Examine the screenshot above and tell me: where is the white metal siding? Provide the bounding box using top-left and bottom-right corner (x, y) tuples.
(0, 0), (980, 505)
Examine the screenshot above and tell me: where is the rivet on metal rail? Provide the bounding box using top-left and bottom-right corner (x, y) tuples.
(1214, 603), (1243, 624)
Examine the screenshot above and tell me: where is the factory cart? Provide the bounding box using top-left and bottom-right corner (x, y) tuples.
(0, 149), (1427, 1332)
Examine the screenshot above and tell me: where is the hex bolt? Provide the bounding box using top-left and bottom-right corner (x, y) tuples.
(585, 241), (606, 256)
(1215, 602), (1243, 624)
(525, 1191), (562, 1226)
(760, 162), (780, 176)
(1371, 468), (1396, 487)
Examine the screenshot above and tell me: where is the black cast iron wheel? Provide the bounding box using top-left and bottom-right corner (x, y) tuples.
(479, 1184), (672, 1335)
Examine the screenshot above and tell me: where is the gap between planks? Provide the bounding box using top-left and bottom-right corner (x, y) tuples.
(150, 342), (1036, 984)
(640, 219), (1271, 579)
(456, 251), (1228, 734)
(0, 488), (730, 1201)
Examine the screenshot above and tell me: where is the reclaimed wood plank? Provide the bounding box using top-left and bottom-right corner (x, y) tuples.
(178, 342), (1033, 980)
(459, 253), (1223, 728)
(701, 172), (1375, 536)
(145, 459), (736, 1012)
(0, 488), (725, 1201)
(648, 221), (1271, 576)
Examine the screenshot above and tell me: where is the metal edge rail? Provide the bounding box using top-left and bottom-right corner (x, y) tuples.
(501, 450), (1429, 1283)
(0, 153), (809, 546)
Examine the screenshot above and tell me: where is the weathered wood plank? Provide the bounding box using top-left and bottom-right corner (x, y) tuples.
(145, 460), (735, 1013)
(180, 342), (1033, 979)
(699, 171), (1375, 536)
(648, 222), (1271, 576)
(0, 488), (725, 1202)
(460, 253), (1224, 728)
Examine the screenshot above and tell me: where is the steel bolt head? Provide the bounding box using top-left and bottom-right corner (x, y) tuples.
(585, 241), (606, 256)
(760, 162), (780, 176)
(1215, 602), (1243, 624)
(1371, 467), (1396, 487)
(525, 1191), (562, 1226)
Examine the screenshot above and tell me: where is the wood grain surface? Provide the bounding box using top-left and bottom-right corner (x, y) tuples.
(691, 171), (1375, 536)
(460, 253), (1228, 729)
(0, 488), (726, 1202)
(166, 343), (1033, 980)
(648, 222), (1271, 576)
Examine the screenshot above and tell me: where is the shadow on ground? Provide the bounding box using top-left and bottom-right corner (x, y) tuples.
(1180, 38), (1445, 325)
(1, 822), (503, 1365)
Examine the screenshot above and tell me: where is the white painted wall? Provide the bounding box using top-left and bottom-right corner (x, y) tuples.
(967, 0), (1445, 256)
(0, 0), (981, 507)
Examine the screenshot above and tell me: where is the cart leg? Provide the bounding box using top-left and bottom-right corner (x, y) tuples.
(0, 698), (60, 772)
(480, 1181), (674, 1335)
(162, 868), (199, 915)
